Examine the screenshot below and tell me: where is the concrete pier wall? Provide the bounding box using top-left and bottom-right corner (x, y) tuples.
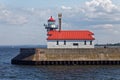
(11, 48), (120, 65)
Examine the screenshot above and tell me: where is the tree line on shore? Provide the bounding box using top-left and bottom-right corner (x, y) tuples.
(95, 43), (120, 46)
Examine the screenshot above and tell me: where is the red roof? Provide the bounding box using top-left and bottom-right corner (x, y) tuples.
(47, 30), (95, 40)
(48, 16), (55, 22)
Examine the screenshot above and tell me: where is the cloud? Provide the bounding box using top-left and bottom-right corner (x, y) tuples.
(84, 0), (120, 18)
(0, 4), (28, 25)
(85, 0), (117, 12)
(93, 24), (120, 35)
(0, 0), (120, 44)
(23, 8), (54, 20)
(7, 15), (28, 25)
(94, 24), (114, 29)
(61, 6), (72, 10)
(23, 0), (120, 29)
(54, 0), (120, 27)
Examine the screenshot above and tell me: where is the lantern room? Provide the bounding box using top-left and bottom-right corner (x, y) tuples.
(44, 16), (58, 32)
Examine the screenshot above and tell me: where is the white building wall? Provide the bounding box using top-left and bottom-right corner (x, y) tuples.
(47, 40), (94, 48)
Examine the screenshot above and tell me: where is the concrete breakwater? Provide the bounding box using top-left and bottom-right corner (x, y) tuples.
(11, 48), (120, 65)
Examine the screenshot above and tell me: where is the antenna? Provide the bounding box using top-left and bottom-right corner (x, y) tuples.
(58, 13), (62, 32)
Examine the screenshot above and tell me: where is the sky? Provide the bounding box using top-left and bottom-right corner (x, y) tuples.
(0, 0), (120, 45)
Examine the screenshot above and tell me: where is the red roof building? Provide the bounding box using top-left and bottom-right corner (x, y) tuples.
(44, 14), (95, 48)
(47, 30), (95, 40)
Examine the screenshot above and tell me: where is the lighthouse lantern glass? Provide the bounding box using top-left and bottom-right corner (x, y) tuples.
(45, 16), (58, 32)
(48, 21), (57, 28)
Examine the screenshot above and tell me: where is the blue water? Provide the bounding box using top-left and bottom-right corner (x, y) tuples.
(0, 46), (120, 80)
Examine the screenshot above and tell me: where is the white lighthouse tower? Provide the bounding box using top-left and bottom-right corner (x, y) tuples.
(44, 16), (58, 32)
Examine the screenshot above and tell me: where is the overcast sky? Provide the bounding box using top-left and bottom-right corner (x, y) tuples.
(0, 0), (120, 45)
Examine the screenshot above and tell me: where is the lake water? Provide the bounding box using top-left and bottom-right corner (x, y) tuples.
(0, 46), (120, 80)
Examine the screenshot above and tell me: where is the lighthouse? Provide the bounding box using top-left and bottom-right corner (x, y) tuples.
(44, 14), (95, 48)
(44, 16), (58, 32)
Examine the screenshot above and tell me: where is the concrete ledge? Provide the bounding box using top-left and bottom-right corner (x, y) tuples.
(11, 48), (120, 65)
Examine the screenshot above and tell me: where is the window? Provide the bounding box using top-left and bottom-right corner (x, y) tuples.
(90, 41), (92, 45)
(56, 41), (59, 45)
(73, 43), (78, 46)
(84, 41), (86, 45)
(64, 40), (66, 45)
